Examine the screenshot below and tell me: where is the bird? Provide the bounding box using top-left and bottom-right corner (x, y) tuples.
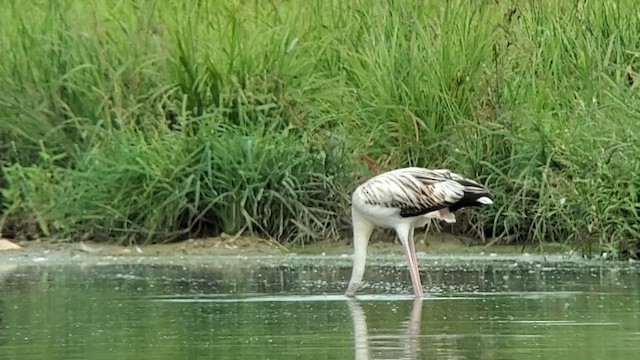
(345, 167), (494, 298)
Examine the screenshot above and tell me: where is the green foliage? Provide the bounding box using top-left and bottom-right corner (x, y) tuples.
(1, 0), (639, 257)
(2, 124), (347, 245)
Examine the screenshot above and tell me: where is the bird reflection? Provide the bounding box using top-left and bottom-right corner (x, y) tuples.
(347, 298), (424, 360)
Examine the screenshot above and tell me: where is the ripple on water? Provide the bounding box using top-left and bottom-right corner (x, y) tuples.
(1, 256), (640, 359)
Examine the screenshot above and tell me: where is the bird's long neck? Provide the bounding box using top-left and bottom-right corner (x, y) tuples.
(346, 209), (374, 296)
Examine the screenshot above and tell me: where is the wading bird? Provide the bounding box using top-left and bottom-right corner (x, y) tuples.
(345, 167), (494, 298)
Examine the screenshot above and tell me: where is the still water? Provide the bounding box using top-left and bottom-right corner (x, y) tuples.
(0, 254), (639, 359)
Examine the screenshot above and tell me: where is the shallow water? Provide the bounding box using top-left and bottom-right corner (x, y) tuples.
(0, 254), (639, 359)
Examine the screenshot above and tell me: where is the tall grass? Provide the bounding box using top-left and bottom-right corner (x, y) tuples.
(1, 0), (639, 257)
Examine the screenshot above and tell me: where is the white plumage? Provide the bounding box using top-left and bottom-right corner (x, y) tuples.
(345, 167), (494, 298)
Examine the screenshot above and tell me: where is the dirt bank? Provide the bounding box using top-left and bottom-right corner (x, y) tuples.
(1, 232), (571, 258)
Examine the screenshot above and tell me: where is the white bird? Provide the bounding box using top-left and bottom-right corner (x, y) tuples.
(345, 167), (494, 298)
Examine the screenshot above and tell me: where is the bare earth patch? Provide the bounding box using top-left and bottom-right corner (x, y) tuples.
(0, 238), (22, 251)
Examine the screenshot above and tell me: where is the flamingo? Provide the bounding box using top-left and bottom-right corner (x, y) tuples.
(345, 167), (494, 298)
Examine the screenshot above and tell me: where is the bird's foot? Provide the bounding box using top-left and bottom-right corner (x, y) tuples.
(345, 281), (369, 297)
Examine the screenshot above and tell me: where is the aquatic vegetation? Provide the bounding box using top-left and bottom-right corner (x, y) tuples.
(1, 0), (639, 257)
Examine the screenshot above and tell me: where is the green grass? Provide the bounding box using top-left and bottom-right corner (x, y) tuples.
(1, 0), (639, 258)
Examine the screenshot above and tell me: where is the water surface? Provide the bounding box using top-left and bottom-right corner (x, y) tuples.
(0, 253), (638, 359)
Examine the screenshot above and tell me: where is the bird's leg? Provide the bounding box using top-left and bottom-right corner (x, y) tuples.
(398, 226), (424, 298)
(421, 220), (431, 246)
(407, 227), (428, 296)
(407, 227), (419, 275)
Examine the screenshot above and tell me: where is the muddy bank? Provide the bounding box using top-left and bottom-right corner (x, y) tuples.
(1, 234), (632, 276)
(1, 232), (572, 259)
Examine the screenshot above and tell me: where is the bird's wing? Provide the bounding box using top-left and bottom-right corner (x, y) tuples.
(358, 169), (466, 217)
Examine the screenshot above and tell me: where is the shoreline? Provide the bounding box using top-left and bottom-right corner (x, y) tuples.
(2, 232), (579, 259)
(2, 235), (635, 274)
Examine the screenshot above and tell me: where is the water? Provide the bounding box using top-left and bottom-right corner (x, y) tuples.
(1, 253), (639, 359)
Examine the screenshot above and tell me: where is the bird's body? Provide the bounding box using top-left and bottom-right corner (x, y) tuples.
(345, 167), (494, 298)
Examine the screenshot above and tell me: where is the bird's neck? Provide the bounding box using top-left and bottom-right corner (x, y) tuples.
(346, 210), (374, 295)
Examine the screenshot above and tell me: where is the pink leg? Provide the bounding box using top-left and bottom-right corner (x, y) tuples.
(407, 228), (424, 298)
(399, 227), (424, 298)
(407, 228), (419, 278)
